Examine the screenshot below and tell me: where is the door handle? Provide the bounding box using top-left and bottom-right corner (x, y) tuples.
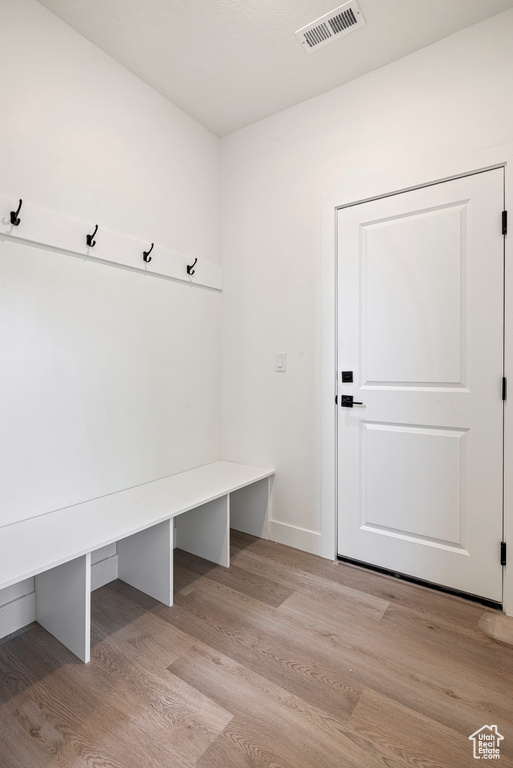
(341, 395), (365, 408)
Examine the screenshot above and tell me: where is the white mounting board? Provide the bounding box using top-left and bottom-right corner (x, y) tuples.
(0, 194), (222, 291)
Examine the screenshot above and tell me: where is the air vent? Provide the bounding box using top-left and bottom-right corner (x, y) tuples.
(295, 1), (365, 53)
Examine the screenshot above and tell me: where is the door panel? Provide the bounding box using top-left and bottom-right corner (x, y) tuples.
(362, 423), (465, 547)
(337, 169), (504, 601)
(363, 205), (464, 385)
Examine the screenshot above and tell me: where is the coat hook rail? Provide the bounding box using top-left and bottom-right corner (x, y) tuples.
(143, 242), (154, 263)
(10, 199), (23, 227)
(86, 224), (98, 248)
(0, 193), (222, 290)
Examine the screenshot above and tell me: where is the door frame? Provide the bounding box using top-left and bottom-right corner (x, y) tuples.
(321, 142), (513, 615)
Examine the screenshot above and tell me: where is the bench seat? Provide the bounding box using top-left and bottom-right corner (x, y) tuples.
(0, 461), (274, 662)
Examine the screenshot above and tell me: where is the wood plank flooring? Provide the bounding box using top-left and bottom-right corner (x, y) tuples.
(1, 531), (513, 767)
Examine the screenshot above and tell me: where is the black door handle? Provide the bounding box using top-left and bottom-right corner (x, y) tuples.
(341, 395), (364, 408)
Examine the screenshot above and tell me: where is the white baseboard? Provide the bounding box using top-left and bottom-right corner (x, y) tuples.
(91, 554), (118, 591)
(0, 592), (36, 640)
(91, 543), (117, 566)
(269, 520), (322, 556)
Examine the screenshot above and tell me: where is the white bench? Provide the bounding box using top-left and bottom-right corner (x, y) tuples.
(0, 461), (274, 663)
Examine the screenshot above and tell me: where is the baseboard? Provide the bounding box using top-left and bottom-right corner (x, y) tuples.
(0, 592), (36, 640)
(269, 520), (322, 556)
(91, 554), (118, 591)
(91, 543), (117, 566)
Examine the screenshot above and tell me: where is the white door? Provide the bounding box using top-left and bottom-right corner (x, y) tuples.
(337, 169), (504, 602)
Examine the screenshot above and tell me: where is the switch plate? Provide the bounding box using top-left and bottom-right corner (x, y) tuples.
(275, 353), (287, 372)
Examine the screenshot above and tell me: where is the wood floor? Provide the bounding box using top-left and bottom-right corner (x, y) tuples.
(1, 531), (513, 767)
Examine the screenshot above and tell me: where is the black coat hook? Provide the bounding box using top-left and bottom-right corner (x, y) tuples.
(10, 199), (22, 227)
(143, 242), (154, 263)
(187, 257), (198, 276)
(86, 224), (98, 248)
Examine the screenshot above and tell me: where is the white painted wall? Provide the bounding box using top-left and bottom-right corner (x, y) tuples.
(0, 0), (221, 636)
(221, 9), (513, 556)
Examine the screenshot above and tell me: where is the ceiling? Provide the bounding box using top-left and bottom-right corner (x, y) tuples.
(36, 0), (513, 137)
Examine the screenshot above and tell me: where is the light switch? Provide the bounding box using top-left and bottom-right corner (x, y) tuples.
(275, 353), (286, 372)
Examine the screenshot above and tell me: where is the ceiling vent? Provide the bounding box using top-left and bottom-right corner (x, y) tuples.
(295, 1), (365, 53)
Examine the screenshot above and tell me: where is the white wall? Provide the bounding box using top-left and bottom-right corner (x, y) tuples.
(0, 0), (221, 635)
(221, 9), (513, 555)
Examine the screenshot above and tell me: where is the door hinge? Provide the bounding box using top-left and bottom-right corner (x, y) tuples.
(335, 394), (338, 405)
(501, 541), (507, 566)
(503, 210), (507, 236)
(502, 377), (507, 401)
